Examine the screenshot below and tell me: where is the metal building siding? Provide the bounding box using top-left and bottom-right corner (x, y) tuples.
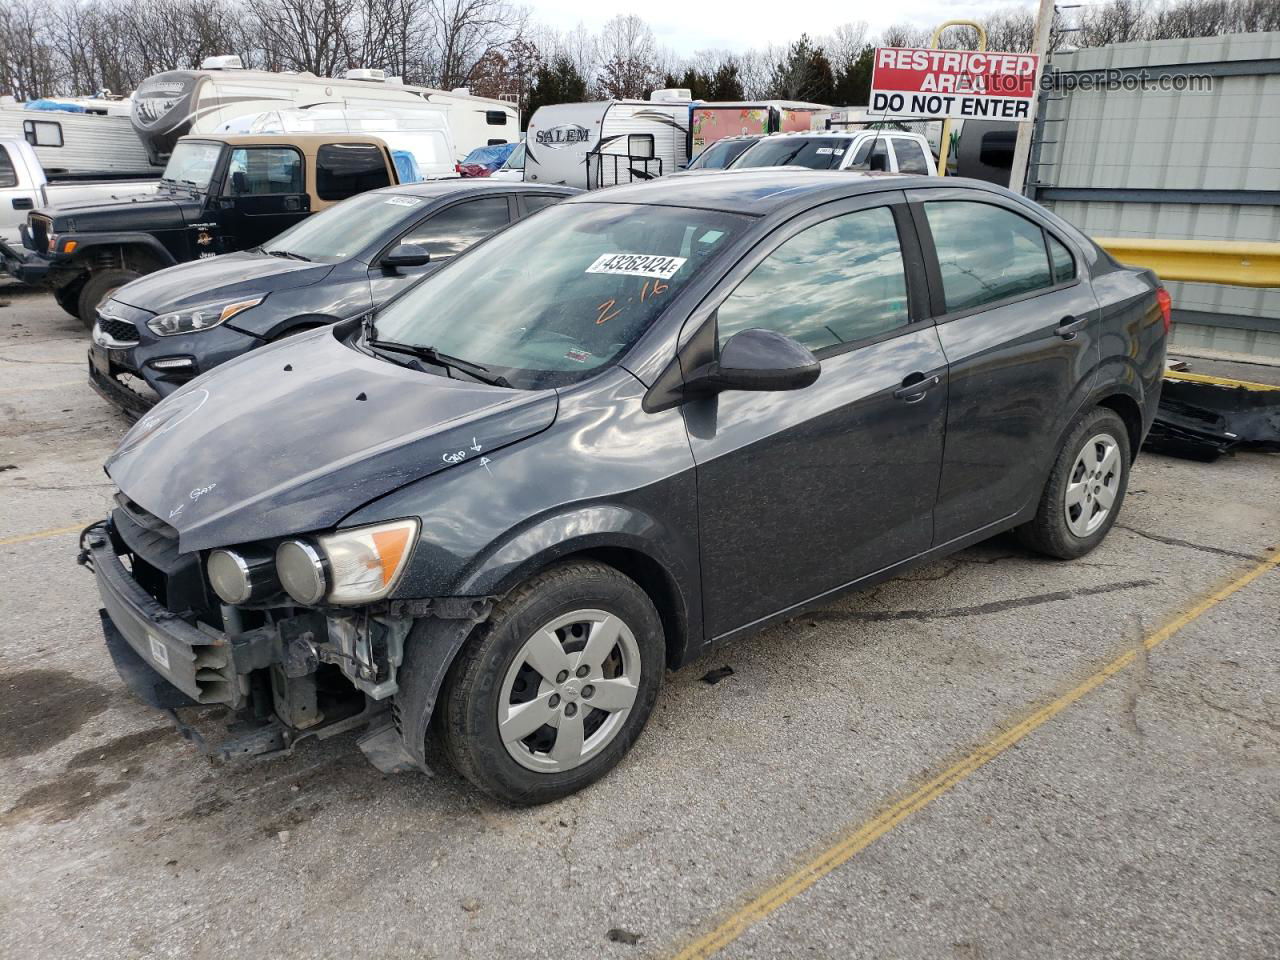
(1035, 32), (1280, 362)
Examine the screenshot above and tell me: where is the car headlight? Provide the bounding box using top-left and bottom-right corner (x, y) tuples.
(276, 519), (419, 606)
(147, 295), (264, 337)
(207, 546), (280, 605)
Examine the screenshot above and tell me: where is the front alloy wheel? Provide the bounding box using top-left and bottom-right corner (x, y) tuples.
(498, 610), (642, 772)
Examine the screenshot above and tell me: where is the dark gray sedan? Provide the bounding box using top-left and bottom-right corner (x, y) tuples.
(87, 181), (578, 415)
(85, 171), (1168, 804)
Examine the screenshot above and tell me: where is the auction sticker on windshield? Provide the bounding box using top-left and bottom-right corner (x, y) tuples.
(385, 196), (424, 206)
(586, 253), (687, 280)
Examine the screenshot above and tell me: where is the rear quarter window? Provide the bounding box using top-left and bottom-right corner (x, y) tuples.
(316, 143), (392, 201)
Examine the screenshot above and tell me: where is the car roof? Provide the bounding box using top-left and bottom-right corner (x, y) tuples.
(371, 181), (580, 201)
(566, 170), (915, 215)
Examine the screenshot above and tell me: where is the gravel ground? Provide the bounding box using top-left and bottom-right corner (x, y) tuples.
(1, 279), (1277, 960)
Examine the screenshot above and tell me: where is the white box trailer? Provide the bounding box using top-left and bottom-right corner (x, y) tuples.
(0, 104), (162, 179)
(524, 93), (692, 189)
(129, 60), (518, 166)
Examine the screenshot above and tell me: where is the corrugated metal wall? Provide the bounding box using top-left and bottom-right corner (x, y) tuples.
(1030, 32), (1280, 363)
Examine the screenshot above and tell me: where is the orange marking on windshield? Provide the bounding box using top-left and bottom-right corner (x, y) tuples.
(597, 299), (622, 325)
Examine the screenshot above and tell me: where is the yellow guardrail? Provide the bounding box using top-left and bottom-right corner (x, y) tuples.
(1094, 238), (1280, 288)
(1163, 370), (1280, 392)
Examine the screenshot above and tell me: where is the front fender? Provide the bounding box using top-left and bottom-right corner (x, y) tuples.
(68, 233), (177, 267)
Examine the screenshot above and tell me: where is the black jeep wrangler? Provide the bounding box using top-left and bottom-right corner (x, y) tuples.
(2, 133), (397, 328)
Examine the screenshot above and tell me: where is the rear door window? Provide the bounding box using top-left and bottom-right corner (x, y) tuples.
(0, 146), (16, 188)
(316, 143), (391, 201)
(717, 205), (910, 351)
(400, 196), (511, 259)
(891, 139), (930, 174)
(522, 194), (565, 216)
(1048, 233), (1076, 283)
(924, 200), (1054, 312)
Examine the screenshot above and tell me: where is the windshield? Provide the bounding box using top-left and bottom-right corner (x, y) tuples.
(734, 137), (854, 170)
(371, 201), (748, 389)
(688, 139), (756, 170)
(160, 141), (223, 189)
(263, 192), (425, 262)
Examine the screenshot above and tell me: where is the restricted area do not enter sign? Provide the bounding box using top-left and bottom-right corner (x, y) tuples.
(870, 47), (1040, 121)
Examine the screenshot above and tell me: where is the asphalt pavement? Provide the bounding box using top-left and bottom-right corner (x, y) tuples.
(1, 279), (1277, 960)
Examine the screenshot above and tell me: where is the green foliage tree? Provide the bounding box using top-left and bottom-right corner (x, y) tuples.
(525, 54), (588, 125)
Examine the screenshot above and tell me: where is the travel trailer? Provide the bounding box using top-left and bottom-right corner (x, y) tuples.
(215, 106), (458, 181)
(524, 91), (692, 189)
(0, 103), (162, 179)
(130, 59), (518, 165)
(689, 100), (829, 158)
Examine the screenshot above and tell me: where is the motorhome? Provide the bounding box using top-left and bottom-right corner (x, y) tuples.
(215, 106), (458, 181)
(689, 100), (829, 159)
(524, 91), (692, 189)
(0, 102), (162, 179)
(130, 58), (518, 165)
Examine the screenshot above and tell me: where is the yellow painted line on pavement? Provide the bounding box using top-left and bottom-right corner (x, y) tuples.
(672, 550), (1280, 960)
(0, 524), (85, 547)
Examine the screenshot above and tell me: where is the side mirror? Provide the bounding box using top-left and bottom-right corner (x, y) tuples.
(687, 328), (820, 395)
(381, 242), (431, 272)
(869, 152), (887, 172)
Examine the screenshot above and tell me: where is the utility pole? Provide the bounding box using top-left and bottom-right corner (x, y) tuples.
(1008, 0), (1056, 194)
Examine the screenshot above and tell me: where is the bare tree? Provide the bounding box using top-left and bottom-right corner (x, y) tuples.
(594, 14), (657, 99)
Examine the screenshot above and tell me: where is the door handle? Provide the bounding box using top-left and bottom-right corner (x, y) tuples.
(12, 198), (34, 210)
(1056, 315), (1087, 339)
(893, 373), (941, 402)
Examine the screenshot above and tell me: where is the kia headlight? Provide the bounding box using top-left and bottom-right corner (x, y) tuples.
(276, 519), (419, 606)
(148, 295), (264, 337)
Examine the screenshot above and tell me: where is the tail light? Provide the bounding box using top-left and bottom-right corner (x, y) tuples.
(1155, 287), (1172, 333)
(455, 163), (463, 174)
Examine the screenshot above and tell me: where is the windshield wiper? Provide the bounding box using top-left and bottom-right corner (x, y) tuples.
(264, 249), (310, 262)
(367, 339), (510, 388)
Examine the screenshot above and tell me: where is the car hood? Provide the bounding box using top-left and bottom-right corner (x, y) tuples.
(112, 251), (334, 313)
(105, 327), (559, 552)
(44, 191), (198, 232)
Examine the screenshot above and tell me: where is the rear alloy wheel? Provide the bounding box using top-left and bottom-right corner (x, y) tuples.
(1017, 406), (1130, 559)
(437, 562), (663, 804)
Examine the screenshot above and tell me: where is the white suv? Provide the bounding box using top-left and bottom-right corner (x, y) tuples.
(730, 130), (937, 176)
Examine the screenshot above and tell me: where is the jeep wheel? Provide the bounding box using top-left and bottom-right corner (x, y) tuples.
(78, 268), (141, 330)
(53, 282), (84, 319)
(437, 562), (664, 805)
(1017, 407), (1130, 559)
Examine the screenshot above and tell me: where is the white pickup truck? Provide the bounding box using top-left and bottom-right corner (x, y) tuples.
(0, 138), (157, 247)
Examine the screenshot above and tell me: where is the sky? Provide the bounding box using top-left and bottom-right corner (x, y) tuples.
(530, 1), (1038, 57)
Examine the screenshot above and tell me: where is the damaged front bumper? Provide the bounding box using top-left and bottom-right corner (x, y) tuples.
(83, 522), (423, 772)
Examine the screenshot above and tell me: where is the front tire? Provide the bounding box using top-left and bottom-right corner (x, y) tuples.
(1017, 407), (1130, 559)
(437, 561), (664, 805)
(53, 281), (84, 318)
(78, 268), (141, 330)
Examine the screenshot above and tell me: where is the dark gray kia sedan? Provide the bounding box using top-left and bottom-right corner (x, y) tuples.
(83, 171), (1169, 804)
(88, 181), (578, 416)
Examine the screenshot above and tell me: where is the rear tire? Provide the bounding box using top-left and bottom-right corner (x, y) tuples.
(78, 268), (141, 330)
(1016, 407), (1130, 559)
(437, 561), (664, 805)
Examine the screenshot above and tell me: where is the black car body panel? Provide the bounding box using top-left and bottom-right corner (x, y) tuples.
(87, 171), (1167, 773)
(106, 326), (559, 552)
(89, 182), (579, 412)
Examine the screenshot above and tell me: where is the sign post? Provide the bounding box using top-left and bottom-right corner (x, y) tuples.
(869, 22), (1039, 177)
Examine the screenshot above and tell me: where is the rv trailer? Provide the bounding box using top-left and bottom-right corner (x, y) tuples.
(524, 91), (692, 189)
(130, 59), (518, 165)
(0, 103), (162, 180)
(689, 100), (829, 158)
